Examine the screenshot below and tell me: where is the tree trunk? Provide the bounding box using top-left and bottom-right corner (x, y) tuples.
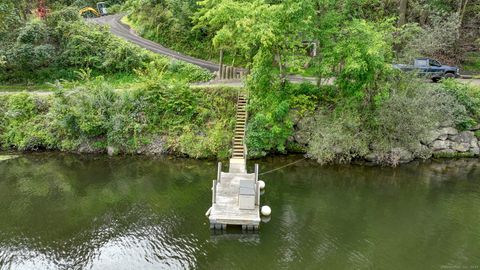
(398, 0), (408, 27)
(459, 0), (469, 27)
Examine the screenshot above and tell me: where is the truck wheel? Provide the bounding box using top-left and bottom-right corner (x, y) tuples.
(444, 73), (455, 79)
(432, 77), (440, 83)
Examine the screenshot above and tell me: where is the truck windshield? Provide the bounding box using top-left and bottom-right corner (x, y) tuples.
(430, 60), (441, 66)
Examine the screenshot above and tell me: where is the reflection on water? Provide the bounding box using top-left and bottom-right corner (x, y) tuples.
(0, 154), (480, 269)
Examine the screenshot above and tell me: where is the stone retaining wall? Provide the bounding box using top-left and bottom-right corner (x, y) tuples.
(426, 127), (480, 156)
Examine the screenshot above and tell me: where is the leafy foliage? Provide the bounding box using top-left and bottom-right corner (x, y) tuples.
(124, 0), (215, 62)
(316, 19), (394, 101)
(0, 8), (212, 84)
(439, 79), (480, 129)
(0, 82), (235, 159)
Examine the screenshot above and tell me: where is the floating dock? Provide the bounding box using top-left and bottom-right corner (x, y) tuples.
(206, 94), (263, 230)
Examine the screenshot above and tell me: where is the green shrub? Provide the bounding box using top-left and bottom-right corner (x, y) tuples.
(308, 106), (370, 164)
(16, 21), (48, 45)
(371, 86), (465, 155)
(167, 60), (213, 82)
(0, 94), (54, 150)
(102, 37), (149, 72)
(439, 79), (480, 129)
(45, 6), (81, 30)
(247, 88), (293, 157)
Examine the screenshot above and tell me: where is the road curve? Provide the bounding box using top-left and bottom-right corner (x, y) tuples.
(91, 14), (220, 72)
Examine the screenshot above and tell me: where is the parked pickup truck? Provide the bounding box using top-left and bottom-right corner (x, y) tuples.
(393, 58), (460, 82)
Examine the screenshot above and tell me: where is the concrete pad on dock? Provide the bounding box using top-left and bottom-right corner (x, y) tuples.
(209, 171), (260, 228)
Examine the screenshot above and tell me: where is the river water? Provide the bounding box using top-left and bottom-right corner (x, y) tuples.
(0, 154), (479, 270)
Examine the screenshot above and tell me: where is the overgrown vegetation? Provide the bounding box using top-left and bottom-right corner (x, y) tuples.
(0, 6), (212, 84)
(0, 81), (236, 159)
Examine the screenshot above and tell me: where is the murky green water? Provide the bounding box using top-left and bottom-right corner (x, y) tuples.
(0, 154), (480, 270)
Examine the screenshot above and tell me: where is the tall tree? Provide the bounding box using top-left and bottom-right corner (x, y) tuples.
(195, 0), (315, 83)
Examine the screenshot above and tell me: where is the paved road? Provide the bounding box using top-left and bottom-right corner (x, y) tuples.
(92, 14), (220, 72)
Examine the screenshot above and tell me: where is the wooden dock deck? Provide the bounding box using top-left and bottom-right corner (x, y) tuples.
(206, 93), (263, 230)
(208, 160), (261, 230)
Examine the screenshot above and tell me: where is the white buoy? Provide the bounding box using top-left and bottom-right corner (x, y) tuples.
(261, 205), (271, 216)
(258, 180), (266, 189)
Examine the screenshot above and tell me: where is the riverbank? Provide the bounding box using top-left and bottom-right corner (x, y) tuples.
(0, 82), (238, 159)
(1, 81), (480, 167)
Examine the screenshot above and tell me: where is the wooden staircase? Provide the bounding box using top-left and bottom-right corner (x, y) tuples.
(232, 94), (247, 159)
(229, 93), (248, 173)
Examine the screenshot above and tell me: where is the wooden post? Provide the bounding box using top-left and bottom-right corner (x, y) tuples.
(256, 182), (260, 206)
(217, 162), (222, 183)
(255, 165), (260, 206)
(222, 66), (228, 80)
(212, 180), (217, 204)
(219, 50), (224, 80)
